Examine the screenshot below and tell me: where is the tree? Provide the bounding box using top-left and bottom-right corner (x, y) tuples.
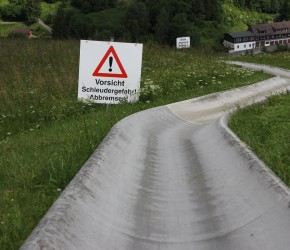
(168, 13), (189, 44)
(271, 0), (281, 13)
(8, 0), (22, 4)
(204, 0), (222, 21)
(154, 8), (170, 44)
(126, 2), (150, 41)
(71, 0), (117, 13)
(43, 0), (59, 3)
(280, 0), (290, 20)
(0, 4), (24, 21)
(52, 7), (71, 38)
(23, 0), (41, 22)
(191, 0), (206, 21)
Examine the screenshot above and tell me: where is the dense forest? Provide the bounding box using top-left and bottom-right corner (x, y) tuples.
(1, 0), (290, 48)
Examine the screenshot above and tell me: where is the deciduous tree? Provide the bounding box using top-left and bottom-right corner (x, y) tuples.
(23, 0), (41, 22)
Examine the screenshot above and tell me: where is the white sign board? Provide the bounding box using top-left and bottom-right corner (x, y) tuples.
(78, 40), (143, 104)
(176, 37), (190, 49)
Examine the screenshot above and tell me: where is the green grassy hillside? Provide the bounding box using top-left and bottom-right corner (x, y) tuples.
(222, 3), (277, 32)
(0, 40), (270, 250)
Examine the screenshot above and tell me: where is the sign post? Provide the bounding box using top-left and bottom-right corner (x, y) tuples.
(78, 40), (143, 104)
(176, 37), (190, 49)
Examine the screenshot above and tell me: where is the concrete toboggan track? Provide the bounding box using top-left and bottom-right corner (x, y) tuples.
(21, 62), (290, 250)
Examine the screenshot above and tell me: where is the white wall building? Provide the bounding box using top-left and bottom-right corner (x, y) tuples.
(224, 21), (290, 53)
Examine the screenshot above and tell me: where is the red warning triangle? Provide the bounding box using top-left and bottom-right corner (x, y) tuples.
(92, 46), (127, 78)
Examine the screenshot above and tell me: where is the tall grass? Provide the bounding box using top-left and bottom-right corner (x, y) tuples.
(0, 39), (269, 250)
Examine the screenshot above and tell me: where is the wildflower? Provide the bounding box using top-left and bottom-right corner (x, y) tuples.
(57, 188), (61, 192)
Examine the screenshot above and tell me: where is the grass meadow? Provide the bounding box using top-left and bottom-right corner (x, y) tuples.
(229, 92), (290, 187)
(236, 51), (290, 70)
(229, 51), (290, 187)
(0, 39), (270, 249)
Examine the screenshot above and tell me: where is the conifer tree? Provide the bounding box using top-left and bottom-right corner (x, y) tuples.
(280, 0), (290, 20)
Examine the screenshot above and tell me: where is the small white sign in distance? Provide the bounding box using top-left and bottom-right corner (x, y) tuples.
(78, 40), (143, 104)
(176, 37), (190, 49)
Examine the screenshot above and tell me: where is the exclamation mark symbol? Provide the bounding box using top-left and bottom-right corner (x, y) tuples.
(109, 56), (113, 72)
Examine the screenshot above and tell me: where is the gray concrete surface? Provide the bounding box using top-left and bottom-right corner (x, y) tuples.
(21, 63), (290, 250)
(37, 19), (52, 33)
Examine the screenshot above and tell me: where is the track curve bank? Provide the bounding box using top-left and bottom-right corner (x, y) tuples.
(21, 63), (290, 250)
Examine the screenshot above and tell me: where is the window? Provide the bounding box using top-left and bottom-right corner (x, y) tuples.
(244, 45), (246, 48)
(249, 44), (252, 47)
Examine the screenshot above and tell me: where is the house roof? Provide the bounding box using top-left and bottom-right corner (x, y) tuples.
(249, 21), (290, 35)
(227, 31), (255, 38)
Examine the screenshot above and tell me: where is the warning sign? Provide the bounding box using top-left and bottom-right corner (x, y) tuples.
(92, 46), (127, 78)
(78, 40), (143, 104)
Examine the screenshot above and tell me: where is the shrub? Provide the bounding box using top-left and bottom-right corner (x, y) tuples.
(8, 31), (27, 39)
(0, 4), (24, 21)
(276, 44), (288, 52)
